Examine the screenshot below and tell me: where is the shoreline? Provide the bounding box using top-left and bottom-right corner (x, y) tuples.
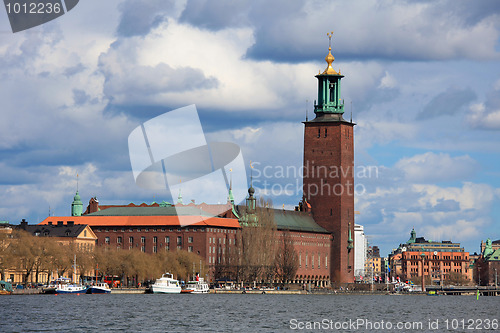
(7, 287), (498, 296)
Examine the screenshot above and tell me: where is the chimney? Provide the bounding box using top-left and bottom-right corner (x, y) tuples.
(20, 219), (28, 229)
(57, 221), (63, 227)
(67, 221), (74, 227)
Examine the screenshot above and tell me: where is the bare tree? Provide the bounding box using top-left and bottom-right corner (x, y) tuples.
(237, 198), (277, 286)
(275, 230), (298, 287)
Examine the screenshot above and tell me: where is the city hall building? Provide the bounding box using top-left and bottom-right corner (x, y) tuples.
(39, 38), (355, 287)
(40, 188), (332, 287)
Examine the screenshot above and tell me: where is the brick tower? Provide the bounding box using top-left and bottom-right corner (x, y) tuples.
(303, 34), (355, 285)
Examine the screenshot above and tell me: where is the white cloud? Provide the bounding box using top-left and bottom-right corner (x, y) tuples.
(468, 102), (500, 130)
(395, 152), (479, 183)
(379, 71), (397, 89)
(244, 0), (500, 61)
(355, 120), (418, 151)
(423, 218), (486, 244)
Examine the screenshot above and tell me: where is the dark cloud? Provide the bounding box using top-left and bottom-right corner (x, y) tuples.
(73, 89), (91, 105)
(179, 0), (251, 30)
(116, 0), (176, 37)
(101, 63), (218, 106)
(64, 64), (86, 77)
(242, 0), (500, 63)
(430, 0), (500, 27)
(468, 83), (500, 130)
(417, 87), (476, 120)
(433, 199), (460, 212)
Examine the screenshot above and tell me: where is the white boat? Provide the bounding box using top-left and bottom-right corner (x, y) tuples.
(151, 273), (181, 294)
(45, 277), (87, 294)
(182, 277), (209, 294)
(86, 282), (111, 294)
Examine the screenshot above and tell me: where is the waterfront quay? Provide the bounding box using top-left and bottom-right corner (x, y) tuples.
(11, 287), (148, 295)
(8, 286), (499, 296)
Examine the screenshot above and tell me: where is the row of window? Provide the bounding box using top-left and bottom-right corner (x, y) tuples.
(96, 227), (238, 234)
(114, 244), (195, 253)
(96, 227), (202, 232)
(404, 261), (464, 267)
(405, 268), (468, 274)
(105, 236), (194, 244)
(407, 254), (466, 260)
(209, 237), (234, 245)
(298, 252), (328, 270)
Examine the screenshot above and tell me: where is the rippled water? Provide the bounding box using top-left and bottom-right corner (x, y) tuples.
(1, 294), (499, 332)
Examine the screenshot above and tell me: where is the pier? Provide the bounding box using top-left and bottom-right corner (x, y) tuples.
(426, 286), (499, 296)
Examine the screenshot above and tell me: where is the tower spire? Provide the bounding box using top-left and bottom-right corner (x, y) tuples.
(227, 168), (235, 204)
(71, 174), (83, 217)
(177, 179), (183, 204)
(322, 31), (338, 75)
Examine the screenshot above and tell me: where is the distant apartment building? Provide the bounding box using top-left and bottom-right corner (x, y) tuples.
(1, 219), (97, 284)
(475, 238), (500, 286)
(480, 239), (500, 254)
(354, 224), (366, 280)
(389, 228), (471, 284)
(365, 256), (382, 281)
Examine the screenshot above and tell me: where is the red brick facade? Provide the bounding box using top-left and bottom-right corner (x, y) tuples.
(40, 213), (332, 286)
(289, 230), (331, 286)
(303, 119), (355, 285)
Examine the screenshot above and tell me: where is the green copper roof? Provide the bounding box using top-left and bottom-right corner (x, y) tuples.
(486, 248), (500, 261)
(71, 191), (83, 217)
(236, 205), (329, 233)
(272, 209), (329, 233)
(407, 228), (417, 244)
(86, 206), (214, 217)
(72, 191), (82, 204)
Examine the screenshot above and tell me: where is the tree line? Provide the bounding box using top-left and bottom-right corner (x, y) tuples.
(0, 199), (299, 287)
(0, 230), (206, 286)
(214, 198), (299, 287)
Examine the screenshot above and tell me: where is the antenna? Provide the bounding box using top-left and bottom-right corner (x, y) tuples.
(350, 101), (353, 123)
(327, 31), (334, 47)
(76, 172), (79, 192)
(305, 99), (308, 121)
(249, 161), (254, 187)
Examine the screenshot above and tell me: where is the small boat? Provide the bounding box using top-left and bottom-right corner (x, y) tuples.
(45, 277), (87, 294)
(151, 273), (181, 294)
(86, 282), (111, 294)
(182, 276), (209, 294)
(0, 280), (13, 295)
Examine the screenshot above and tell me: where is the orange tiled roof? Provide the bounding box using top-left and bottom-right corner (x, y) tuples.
(39, 215), (240, 228)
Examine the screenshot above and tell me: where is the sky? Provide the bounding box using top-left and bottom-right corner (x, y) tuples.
(0, 0), (499, 256)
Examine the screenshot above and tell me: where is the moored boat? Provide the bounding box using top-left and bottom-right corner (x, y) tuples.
(86, 282), (111, 294)
(152, 273), (181, 294)
(45, 277), (87, 294)
(182, 274), (209, 294)
(0, 280), (13, 295)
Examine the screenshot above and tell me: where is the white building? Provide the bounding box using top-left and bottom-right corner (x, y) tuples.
(354, 224), (367, 279)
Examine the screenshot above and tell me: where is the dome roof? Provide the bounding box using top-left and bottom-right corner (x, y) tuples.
(322, 47), (339, 75)
(72, 191), (82, 204)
